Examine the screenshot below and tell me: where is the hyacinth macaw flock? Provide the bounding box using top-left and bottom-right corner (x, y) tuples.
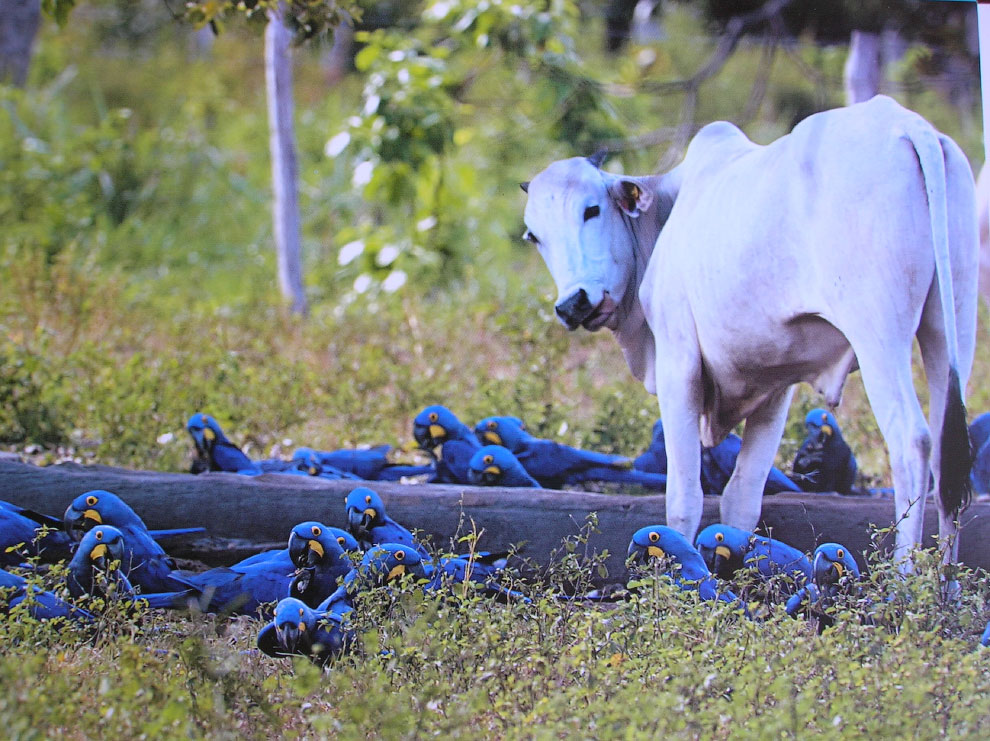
(2, 405), (989, 666)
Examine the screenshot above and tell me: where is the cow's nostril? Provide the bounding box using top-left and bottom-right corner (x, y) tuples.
(555, 289), (593, 329)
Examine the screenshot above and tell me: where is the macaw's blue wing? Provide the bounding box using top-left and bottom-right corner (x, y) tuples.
(433, 440), (477, 484)
(427, 557), (530, 602)
(510, 438), (630, 488)
(231, 548), (294, 572)
(0, 505), (74, 567)
(746, 536), (812, 585)
(187, 413), (259, 473)
(0, 568), (94, 623)
(181, 562), (293, 617)
(633, 419), (667, 475)
(565, 466), (667, 490)
(981, 620), (990, 648)
(147, 527), (208, 541)
(700, 434), (799, 495)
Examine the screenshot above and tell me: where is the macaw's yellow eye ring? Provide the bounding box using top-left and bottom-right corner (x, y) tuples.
(487, 420), (497, 430)
(365, 495), (372, 505)
(94, 530), (104, 541)
(483, 455), (494, 465)
(836, 548), (845, 560)
(715, 532), (724, 543)
(311, 525), (322, 537)
(86, 495), (98, 507)
(429, 412), (439, 423)
(394, 550), (405, 561)
(337, 537), (346, 546)
(648, 531), (660, 543)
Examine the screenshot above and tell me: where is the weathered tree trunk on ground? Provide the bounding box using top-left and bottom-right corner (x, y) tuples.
(265, 5), (308, 316)
(844, 30), (881, 105)
(1, 459), (988, 580)
(0, 0), (40, 87)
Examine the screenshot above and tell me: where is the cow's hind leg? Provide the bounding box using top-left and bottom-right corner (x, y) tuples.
(855, 346), (932, 571)
(720, 386), (795, 532)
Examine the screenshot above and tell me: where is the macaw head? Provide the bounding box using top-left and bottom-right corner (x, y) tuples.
(186, 413), (228, 456)
(413, 405), (465, 450)
(273, 597), (317, 653)
(359, 543), (426, 585)
(326, 526), (361, 555)
(76, 525), (127, 571)
(345, 487), (386, 539)
(467, 445), (527, 486)
(695, 523), (752, 577)
(812, 543), (860, 588)
(473, 416), (528, 451)
(291, 447), (323, 476)
(627, 525), (697, 569)
(804, 408), (840, 441)
(64, 490), (141, 541)
(288, 521), (347, 569)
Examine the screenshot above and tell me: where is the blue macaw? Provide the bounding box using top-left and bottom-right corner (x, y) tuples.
(287, 521), (354, 608)
(66, 525), (135, 600)
(327, 526), (361, 555)
(293, 446), (433, 482)
(785, 542), (862, 630)
(702, 433), (801, 496)
(626, 525), (747, 612)
(176, 557), (295, 617)
(792, 409), (859, 494)
(257, 597), (355, 667)
(981, 620), (990, 648)
(187, 413), (259, 473)
(0, 499), (74, 567)
(474, 416), (665, 490)
(426, 556), (530, 602)
(63, 490), (198, 594)
(0, 567), (94, 623)
(633, 419), (668, 475)
(467, 445), (542, 488)
(969, 412), (990, 494)
(319, 543), (428, 616)
(694, 523), (810, 594)
(345, 487), (430, 559)
(412, 405), (479, 484)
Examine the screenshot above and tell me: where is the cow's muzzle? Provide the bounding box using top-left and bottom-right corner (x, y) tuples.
(555, 289), (594, 330)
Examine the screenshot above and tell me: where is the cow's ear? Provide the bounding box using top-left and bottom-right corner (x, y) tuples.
(609, 179), (653, 217)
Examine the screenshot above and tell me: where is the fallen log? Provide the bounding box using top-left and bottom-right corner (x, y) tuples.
(0, 459), (987, 581)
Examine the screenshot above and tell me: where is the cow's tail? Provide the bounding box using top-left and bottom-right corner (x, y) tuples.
(906, 122), (972, 518)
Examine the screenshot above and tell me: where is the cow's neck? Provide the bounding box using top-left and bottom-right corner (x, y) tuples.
(612, 172), (679, 395)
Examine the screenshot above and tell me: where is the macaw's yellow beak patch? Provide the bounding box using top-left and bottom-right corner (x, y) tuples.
(484, 465), (501, 476)
(203, 427), (216, 442)
(832, 561), (844, 578)
(308, 540), (325, 558)
(483, 432), (502, 445)
(647, 546), (665, 559)
(90, 544), (108, 561)
(429, 424), (446, 440)
(387, 564), (406, 581)
(715, 546), (731, 560)
(83, 510), (102, 524)
(363, 508), (377, 519)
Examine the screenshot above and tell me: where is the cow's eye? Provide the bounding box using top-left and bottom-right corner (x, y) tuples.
(523, 230), (539, 245)
(583, 205), (600, 221)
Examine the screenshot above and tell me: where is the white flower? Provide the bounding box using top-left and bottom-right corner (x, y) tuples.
(382, 270), (407, 293)
(388, 50), (406, 62)
(425, 1), (453, 20)
(376, 244), (400, 267)
(558, 421), (569, 436)
(324, 132), (350, 158)
(397, 68), (410, 85)
(416, 216), (437, 232)
(352, 161), (374, 187)
(156, 432), (175, 445)
(353, 274), (373, 293)
(363, 94), (381, 116)
(338, 240), (365, 266)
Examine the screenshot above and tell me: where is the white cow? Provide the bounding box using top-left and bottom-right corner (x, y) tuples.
(522, 96), (978, 566)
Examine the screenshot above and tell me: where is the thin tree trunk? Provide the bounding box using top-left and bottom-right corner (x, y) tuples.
(265, 5), (308, 316)
(844, 30), (881, 105)
(0, 0), (41, 87)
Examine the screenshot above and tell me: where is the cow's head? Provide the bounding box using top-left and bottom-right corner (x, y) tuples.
(521, 155), (655, 332)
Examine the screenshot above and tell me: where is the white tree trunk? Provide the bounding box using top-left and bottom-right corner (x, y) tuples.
(265, 5), (308, 316)
(0, 0), (40, 87)
(844, 30), (881, 106)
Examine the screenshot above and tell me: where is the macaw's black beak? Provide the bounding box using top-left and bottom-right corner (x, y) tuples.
(468, 467), (501, 486)
(63, 506), (96, 542)
(346, 508), (373, 538)
(276, 621), (305, 653)
(288, 532), (308, 568)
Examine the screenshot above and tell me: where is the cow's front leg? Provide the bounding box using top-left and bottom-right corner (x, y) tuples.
(655, 364), (705, 540)
(721, 386), (795, 532)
